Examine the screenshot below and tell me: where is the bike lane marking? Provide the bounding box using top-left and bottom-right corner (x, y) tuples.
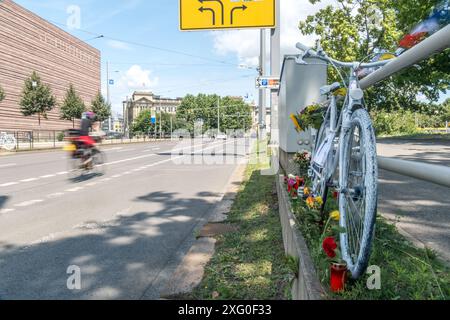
(0, 163), (17, 169)
(14, 200), (44, 208)
(0, 141), (234, 213)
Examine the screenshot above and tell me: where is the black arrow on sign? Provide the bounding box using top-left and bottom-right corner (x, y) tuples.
(198, 0), (224, 25)
(230, 5), (248, 25)
(199, 7), (216, 25)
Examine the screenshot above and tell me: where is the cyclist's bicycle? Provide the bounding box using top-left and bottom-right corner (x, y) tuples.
(0, 132), (17, 151)
(296, 42), (395, 279)
(64, 130), (106, 179)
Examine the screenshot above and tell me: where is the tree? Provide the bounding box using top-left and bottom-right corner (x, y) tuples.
(20, 71), (56, 126)
(131, 110), (177, 136)
(176, 94), (252, 134)
(60, 84), (86, 128)
(299, 0), (449, 112)
(90, 92), (111, 123)
(0, 85), (5, 102)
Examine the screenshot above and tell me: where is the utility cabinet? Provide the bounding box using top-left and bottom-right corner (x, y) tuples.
(278, 55), (327, 173)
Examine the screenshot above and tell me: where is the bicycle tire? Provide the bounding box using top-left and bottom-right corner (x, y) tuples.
(92, 149), (106, 175)
(339, 108), (378, 279)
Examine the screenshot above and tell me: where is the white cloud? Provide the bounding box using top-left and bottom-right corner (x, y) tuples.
(211, 0), (335, 67)
(118, 65), (159, 90)
(107, 40), (132, 51)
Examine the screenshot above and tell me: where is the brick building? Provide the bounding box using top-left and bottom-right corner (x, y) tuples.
(0, 0), (101, 131)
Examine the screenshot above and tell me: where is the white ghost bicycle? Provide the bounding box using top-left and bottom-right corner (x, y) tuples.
(296, 42), (395, 279)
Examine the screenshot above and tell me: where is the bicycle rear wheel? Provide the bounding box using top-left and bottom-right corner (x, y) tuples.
(339, 108), (378, 279)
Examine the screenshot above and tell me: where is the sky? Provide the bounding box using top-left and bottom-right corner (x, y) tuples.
(14, 0), (336, 116)
(14, 0), (449, 116)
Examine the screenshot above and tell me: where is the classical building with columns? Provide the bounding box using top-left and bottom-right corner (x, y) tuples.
(123, 91), (182, 134)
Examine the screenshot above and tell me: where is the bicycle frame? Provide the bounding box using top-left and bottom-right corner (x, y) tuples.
(313, 66), (365, 192)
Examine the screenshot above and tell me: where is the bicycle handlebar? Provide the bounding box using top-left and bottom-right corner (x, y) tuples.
(296, 42), (395, 69)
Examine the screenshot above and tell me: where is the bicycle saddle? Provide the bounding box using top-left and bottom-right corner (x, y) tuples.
(320, 82), (341, 96)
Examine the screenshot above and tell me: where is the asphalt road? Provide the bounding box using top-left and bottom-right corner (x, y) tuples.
(377, 139), (450, 263)
(0, 139), (249, 299)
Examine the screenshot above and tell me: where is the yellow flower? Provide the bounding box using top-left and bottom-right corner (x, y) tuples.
(304, 187), (310, 196)
(290, 114), (302, 132)
(330, 211), (340, 221)
(315, 196), (323, 206)
(306, 196), (315, 208)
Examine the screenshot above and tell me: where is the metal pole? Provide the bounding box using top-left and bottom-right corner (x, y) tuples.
(259, 29), (267, 138)
(360, 25), (450, 90)
(159, 103), (162, 139)
(170, 116), (173, 140)
(217, 97), (220, 136)
(106, 61), (111, 133)
(270, 0), (280, 144)
(378, 156), (450, 188)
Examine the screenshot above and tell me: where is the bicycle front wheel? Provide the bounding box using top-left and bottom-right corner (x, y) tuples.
(339, 108), (378, 280)
(311, 118), (331, 202)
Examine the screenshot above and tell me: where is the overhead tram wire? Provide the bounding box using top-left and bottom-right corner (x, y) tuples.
(46, 19), (257, 71)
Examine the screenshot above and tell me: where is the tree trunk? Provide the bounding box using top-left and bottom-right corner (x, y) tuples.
(38, 113), (41, 126)
(73, 119), (75, 128)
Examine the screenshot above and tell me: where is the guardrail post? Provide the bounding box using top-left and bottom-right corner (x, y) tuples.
(15, 131), (19, 151)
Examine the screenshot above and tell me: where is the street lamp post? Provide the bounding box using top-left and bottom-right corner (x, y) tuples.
(106, 63), (120, 133)
(31, 81), (39, 126)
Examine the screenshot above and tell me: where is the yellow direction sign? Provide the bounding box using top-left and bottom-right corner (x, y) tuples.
(180, 0), (276, 31)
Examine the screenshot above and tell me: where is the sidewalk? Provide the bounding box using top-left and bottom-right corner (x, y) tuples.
(377, 139), (450, 263)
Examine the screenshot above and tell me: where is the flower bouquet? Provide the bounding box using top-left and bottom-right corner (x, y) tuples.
(293, 151), (311, 174)
(290, 103), (325, 132)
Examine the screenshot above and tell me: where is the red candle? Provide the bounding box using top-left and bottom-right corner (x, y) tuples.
(330, 263), (347, 293)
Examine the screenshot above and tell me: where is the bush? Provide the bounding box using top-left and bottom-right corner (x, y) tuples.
(57, 132), (65, 142)
(371, 110), (419, 136)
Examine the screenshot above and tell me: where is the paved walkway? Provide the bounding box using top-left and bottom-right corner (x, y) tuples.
(377, 139), (450, 263)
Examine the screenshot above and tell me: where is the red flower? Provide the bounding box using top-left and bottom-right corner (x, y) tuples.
(323, 237), (338, 258)
(333, 191), (339, 200)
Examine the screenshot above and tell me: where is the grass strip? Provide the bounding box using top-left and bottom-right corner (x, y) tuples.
(191, 163), (292, 300)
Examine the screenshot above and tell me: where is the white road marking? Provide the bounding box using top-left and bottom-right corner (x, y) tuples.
(40, 174), (56, 179)
(0, 163), (17, 168)
(0, 208), (15, 214)
(21, 178), (38, 182)
(47, 192), (65, 199)
(57, 171), (68, 175)
(15, 200), (44, 207)
(112, 174), (121, 178)
(66, 187), (83, 192)
(85, 182), (99, 187)
(0, 182), (18, 187)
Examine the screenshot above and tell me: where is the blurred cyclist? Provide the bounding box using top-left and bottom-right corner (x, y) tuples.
(76, 112), (97, 165)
